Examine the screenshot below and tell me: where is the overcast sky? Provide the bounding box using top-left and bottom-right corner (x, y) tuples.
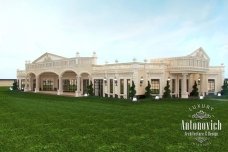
(0, 0), (227, 78)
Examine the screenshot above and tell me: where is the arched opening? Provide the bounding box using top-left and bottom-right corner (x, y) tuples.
(80, 72), (90, 95)
(61, 71), (77, 92)
(39, 72), (58, 91)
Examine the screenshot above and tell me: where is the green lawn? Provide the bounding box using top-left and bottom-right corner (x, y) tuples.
(0, 87), (227, 152)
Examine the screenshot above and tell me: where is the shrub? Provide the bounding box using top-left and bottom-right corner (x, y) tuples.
(190, 81), (199, 97)
(163, 80), (171, 98)
(145, 81), (152, 98)
(87, 81), (94, 96)
(12, 80), (18, 91)
(221, 80), (228, 95)
(129, 81), (136, 99)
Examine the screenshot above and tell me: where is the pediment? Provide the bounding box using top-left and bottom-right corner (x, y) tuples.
(32, 52), (66, 63)
(188, 47), (210, 60)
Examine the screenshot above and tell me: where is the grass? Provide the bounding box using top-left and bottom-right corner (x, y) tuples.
(0, 87), (227, 152)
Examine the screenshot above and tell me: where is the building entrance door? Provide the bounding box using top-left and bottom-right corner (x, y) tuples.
(83, 79), (89, 94)
(179, 79), (182, 98)
(94, 79), (103, 96)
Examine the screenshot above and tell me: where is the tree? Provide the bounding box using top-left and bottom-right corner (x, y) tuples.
(145, 81), (152, 98)
(12, 80), (18, 91)
(221, 80), (228, 95)
(163, 80), (171, 98)
(129, 81), (136, 99)
(190, 81), (199, 97)
(87, 81), (94, 96)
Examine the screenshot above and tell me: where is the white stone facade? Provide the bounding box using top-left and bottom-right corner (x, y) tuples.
(17, 48), (224, 99)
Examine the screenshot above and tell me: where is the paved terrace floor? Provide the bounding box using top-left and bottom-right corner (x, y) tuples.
(35, 91), (77, 97)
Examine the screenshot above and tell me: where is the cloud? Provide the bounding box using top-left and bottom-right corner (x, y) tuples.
(0, 0), (228, 78)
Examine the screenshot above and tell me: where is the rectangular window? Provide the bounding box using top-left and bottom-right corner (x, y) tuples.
(43, 80), (53, 91)
(120, 79), (124, 94)
(110, 79), (113, 93)
(172, 79), (175, 93)
(151, 79), (160, 94)
(127, 79), (130, 99)
(208, 79), (215, 92)
(63, 79), (76, 92)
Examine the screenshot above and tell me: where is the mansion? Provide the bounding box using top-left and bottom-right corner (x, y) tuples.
(17, 48), (224, 99)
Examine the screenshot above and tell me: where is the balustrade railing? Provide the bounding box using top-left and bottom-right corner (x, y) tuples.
(26, 58), (95, 70)
(17, 70), (26, 77)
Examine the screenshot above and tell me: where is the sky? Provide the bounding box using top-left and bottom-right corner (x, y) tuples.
(0, 0), (228, 78)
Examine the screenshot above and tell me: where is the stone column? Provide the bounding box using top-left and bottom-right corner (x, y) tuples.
(198, 74), (202, 96)
(181, 73), (188, 98)
(107, 78), (110, 97)
(169, 78), (172, 95)
(116, 78), (120, 98)
(200, 74), (207, 96)
(16, 79), (18, 89)
(35, 75), (39, 93)
(188, 74), (194, 94)
(203, 74), (208, 95)
(103, 77), (106, 97)
(80, 77), (83, 92)
(159, 78), (162, 98)
(75, 76), (81, 96)
(18, 79), (21, 90)
(124, 79), (127, 99)
(176, 75), (179, 98)
(29, 76), (32, 91)
(57, 75), (63, 95)
(24, 76), (27, 91)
